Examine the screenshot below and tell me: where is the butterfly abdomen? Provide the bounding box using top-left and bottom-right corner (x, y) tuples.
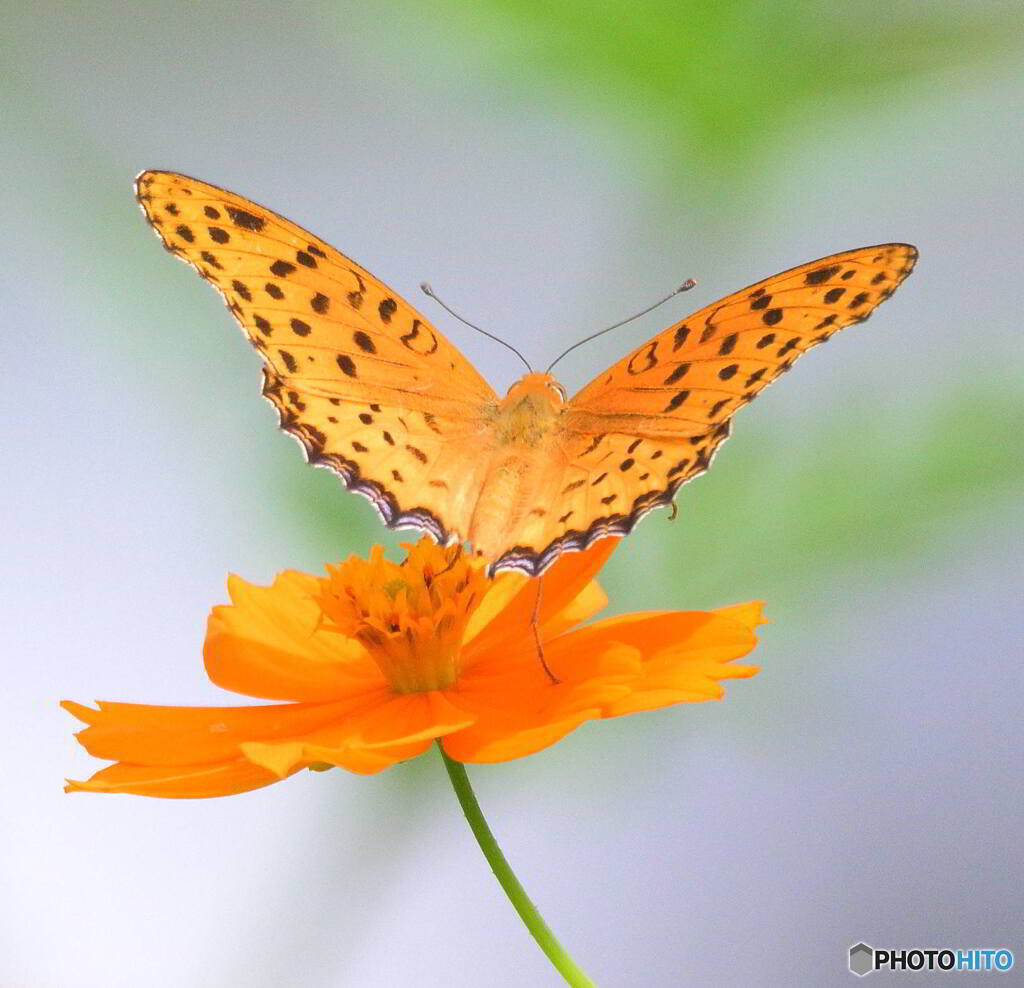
(467, 446), (555, 562)
(467, 376), (568, 560)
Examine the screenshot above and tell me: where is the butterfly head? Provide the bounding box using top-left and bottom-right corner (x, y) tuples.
(504, 372), (567, 406)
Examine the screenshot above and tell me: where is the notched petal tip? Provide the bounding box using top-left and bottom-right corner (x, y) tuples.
(713, 600), (768, 630)
(60, 699), (100, 724)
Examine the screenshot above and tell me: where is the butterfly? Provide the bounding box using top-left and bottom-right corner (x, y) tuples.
(136, 170), (917, 576)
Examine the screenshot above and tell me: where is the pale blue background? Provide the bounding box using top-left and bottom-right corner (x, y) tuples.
(4, 2), (1021, 985)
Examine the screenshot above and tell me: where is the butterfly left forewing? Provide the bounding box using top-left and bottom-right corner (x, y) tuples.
(489, 244), (918, 574)
(135, 170), (494, 410)
(135, 170), (499, 543)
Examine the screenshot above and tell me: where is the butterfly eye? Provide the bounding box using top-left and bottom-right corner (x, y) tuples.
(547, 381), (567, 401)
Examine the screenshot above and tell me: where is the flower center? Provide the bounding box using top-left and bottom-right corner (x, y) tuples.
(316, 542), (487, 693)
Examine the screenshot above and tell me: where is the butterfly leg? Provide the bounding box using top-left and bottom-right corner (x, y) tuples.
(668, 502), (678, 521)
(531, 577), (561, 684)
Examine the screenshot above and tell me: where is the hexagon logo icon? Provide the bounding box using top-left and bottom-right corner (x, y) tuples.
(849, 942), (874, 977)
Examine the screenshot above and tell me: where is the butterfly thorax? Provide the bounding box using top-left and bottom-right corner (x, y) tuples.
(494, 372), (567, 447)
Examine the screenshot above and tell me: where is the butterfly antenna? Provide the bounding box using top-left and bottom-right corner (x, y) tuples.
(545, 279), (697, 374)
(420, 282), (532, 373)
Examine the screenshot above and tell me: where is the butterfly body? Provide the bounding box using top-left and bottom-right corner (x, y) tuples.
(458, 373), (565, 559)
(136, 170), (917, 576)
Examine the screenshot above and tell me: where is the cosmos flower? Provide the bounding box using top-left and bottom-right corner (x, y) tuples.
(64, 537), (763, 798)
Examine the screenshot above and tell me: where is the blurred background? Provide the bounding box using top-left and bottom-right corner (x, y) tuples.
(5, 1), (1022, 984)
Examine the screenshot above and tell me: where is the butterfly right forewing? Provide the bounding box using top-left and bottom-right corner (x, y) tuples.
(488, 244), (918, 574)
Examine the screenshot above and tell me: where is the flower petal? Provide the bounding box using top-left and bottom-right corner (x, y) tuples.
(443, 649), (636, 763)
(462, 537), (618, 663)
(462, 570), (528, 646)
(538, 578), (608, 640)
(577, 608), (763, 718)
(712, 600), (767, 630)
(239, 691), (474, 777)
(541, 607), (761, 682)
(204, 571), (383, 702)
(441, 710), (596, 763)
(242, 737), (430, 777)
(346, 691), (477, 748)
(61, 693), (388, 765)
(64, 757), (288, 798)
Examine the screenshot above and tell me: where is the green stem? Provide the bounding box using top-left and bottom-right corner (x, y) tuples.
(438, 743), (596, 987)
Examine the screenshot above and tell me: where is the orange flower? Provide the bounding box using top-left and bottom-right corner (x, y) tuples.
(63, 538), (763, 798)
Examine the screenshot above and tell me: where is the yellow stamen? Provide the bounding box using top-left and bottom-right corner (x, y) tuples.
(315, 543), (487, 693)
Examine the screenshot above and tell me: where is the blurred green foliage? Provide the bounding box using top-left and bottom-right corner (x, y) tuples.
(406, 0), (1022, 197)
(647, 382), (1024, 603)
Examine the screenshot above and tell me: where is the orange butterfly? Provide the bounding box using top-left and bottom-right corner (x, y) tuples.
(136, 171), (917, 575)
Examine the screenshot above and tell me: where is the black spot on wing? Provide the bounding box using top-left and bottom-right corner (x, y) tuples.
(804, 264), (840, 285)
(353, 331), (376, 353)
(226, 206), (266, 231)
(627, 341), (659, 375)
(664, 389), (689, 412)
